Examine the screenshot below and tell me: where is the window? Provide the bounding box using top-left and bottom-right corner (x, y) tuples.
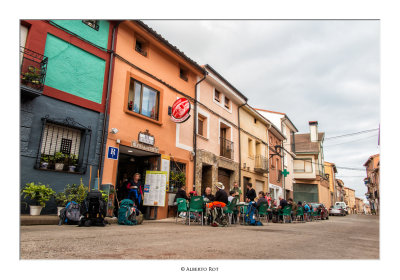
(135, 38), (147, 56)
(214, 89), (220, 102)
(294, 159), (313, 173)
(224, 96), (230, 109)
(82, 20), (99, 31)
(179, 68), (188, 82)
(284, 152), (288, 167)
(248, 138), (254, 158)
(198, 114), (207, 137)
(36, 117), (92, 174)
(128, 79), (159, 120)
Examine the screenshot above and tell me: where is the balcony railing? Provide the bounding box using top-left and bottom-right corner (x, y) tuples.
(20, 46), (48, 98)
(254, 155), (268, 173)
(220, 137), (234, 160)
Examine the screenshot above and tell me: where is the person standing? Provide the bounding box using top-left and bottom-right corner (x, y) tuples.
(245, 183), (256, 202)
(127, 173), (144, 212)
(232, 181), (242, 201)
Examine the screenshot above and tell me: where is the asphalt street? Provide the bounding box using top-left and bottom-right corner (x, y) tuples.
(20, 214), (379, 259)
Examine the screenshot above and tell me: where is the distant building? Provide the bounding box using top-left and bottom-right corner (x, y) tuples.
(344, 187), (356, 214)
(364, 154), (380, 215)
(292, 121), (330, 206)
(324, 161), (338, 207)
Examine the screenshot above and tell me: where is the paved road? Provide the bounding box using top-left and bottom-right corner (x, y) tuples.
(20, 214), (379, 259)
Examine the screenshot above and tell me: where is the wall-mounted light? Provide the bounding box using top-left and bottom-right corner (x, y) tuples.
(110, 128), (119, 134)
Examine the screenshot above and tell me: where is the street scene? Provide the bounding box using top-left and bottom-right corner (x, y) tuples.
(19, 19), (380, 260)
(21, 215), (378, 259)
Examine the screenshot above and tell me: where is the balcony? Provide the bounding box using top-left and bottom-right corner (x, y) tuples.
(254, 155), (268, 173)
(220, 137), (234, 160)
(20, 46), (48, 99)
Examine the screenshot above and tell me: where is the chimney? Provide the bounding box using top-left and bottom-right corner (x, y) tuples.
(309, 121), (318, 142)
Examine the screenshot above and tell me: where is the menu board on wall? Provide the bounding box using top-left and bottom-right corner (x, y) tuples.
(143, 171), (168, 207)
(161, 154), (170, 191)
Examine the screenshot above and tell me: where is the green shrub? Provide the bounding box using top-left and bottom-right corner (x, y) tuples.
(21, 182), (56, 207)
(65, 178), (88, 204)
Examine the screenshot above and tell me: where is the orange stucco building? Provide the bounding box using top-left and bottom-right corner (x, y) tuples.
(101, 21), (205, 219)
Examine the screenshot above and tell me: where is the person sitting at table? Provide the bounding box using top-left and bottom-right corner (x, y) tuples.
(245, 183), (257, 202)
(287, 198), (297, 222)
(256, 191), (268, 208)
(228, 190), (236, 203)
(173, 185), (189, 218)
(203, 187), (215, 202)
(214, 182), (228, 204)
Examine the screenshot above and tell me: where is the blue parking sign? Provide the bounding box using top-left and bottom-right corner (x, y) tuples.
(107, 146), (119, 160)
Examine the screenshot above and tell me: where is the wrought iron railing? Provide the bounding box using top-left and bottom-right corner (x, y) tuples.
(220, 137), (234, 160)
(254, 155), (268, 172)
(20, 46), (48, 92)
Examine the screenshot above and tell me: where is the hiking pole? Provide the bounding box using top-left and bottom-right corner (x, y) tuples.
(89, 165), (92, 191)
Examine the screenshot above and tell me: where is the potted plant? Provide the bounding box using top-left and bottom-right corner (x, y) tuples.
(21, 66), (41, 87)
(67, 154), (78, 172)
(40, 154), (50, 169)
(54, 152), (66, 171)
(65, 178), (88, 204)
(21, 182), (55, 215)
(54, 191), (67, 216)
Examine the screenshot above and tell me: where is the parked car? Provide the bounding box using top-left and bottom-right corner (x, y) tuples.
(329, 205), (346, 216)
(310, 203), (329, 220)
(335, 202), (348, 215)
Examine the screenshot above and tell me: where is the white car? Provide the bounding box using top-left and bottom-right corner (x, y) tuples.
(335, 202), (348, 215)
(329, 205), (346, 216)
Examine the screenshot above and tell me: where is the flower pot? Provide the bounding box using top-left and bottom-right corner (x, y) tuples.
(68, 165), (76, 172)
(55, 163), (64, 171)
(40, 162), (49, 169)
(29, 205), (43, 216)
(57, 206), (64, 216)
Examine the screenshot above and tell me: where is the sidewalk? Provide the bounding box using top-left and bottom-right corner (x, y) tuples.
(20, 215), (121, 226)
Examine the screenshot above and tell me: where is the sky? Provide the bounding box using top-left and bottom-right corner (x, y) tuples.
(143, 20), (380, 200)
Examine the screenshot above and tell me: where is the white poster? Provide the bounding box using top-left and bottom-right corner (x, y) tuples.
(143, 171), (168, 207)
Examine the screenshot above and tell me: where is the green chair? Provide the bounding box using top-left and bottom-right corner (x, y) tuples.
(188, 196), (204, 226)
(282, 205), (292, 223)
(257, 202), (269, 224)
(175, 198), (188, 224)
(296, 207), (305, 223)
(239, 205), (248, 225)
(224, 198), (238, 225)
(311, 209), (319, 221)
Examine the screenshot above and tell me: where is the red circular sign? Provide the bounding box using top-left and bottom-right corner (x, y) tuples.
(171, 98), (191, 123)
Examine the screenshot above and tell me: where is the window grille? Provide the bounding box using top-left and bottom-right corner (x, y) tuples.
(35, 116), (91, 174)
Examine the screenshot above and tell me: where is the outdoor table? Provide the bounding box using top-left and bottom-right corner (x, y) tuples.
(235, 202), (248, 225)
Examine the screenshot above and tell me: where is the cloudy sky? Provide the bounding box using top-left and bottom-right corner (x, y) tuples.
(143, 20), (380, 199)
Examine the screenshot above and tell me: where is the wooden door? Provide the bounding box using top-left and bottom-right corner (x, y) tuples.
(218, 168), (231, 194)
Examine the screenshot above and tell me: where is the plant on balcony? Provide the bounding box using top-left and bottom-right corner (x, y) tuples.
(40, 154), (50, 169)
(54, 152), (66, 171)
(21, 66), (41, 86)
(66, 154), (78, 172)
(21, 182), (56, 215)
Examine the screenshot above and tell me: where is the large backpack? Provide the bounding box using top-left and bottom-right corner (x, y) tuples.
(118, 199), (138, 225)
(58, 201), (81, 225)
(210, 206), (229, 227)
(79, 190), (107, 227)
(245, 201), (263, 226)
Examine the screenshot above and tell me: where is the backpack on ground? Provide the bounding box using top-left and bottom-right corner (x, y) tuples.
(79, 190), (107, 227)
(211, 206), (229, 227)
(58, 201), (81, 225)
(118, 199), (138, 225)
(245, 201), (263, 226)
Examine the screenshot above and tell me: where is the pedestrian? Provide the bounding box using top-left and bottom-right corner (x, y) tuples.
(232, 181), (242, 201)
(245, 183), (256, 202)
(127, 173), (144, 212)
(288, 198), (297, 221)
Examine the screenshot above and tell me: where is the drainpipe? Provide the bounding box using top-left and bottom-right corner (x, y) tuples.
(192, 72), (207, 191)
(266, 124), (271, 197)
(99, 21), (121, 180)
(237, 101), (247, 201)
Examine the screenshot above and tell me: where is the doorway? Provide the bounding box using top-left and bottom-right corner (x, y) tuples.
(243, 176), (251, 200)
(201, 164), (212, 196)
(218, 167), (232, 194)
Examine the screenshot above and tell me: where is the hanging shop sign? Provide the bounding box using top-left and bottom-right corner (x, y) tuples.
(138, 130), (155, 146)
(143, 171), (168, 207)
(171, 97), (191, 123)
(131, 140), (159, 154)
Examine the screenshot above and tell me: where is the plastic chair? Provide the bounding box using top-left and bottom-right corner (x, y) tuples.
(239, 205), (248, 225)
(224, 198), (238, 225)
(296, 207), (305, 223)
(175, 198), (188, 224)
(282, 205), (292, 223)
(257, 202), (269, 224)
(188, 196), (204, 226)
